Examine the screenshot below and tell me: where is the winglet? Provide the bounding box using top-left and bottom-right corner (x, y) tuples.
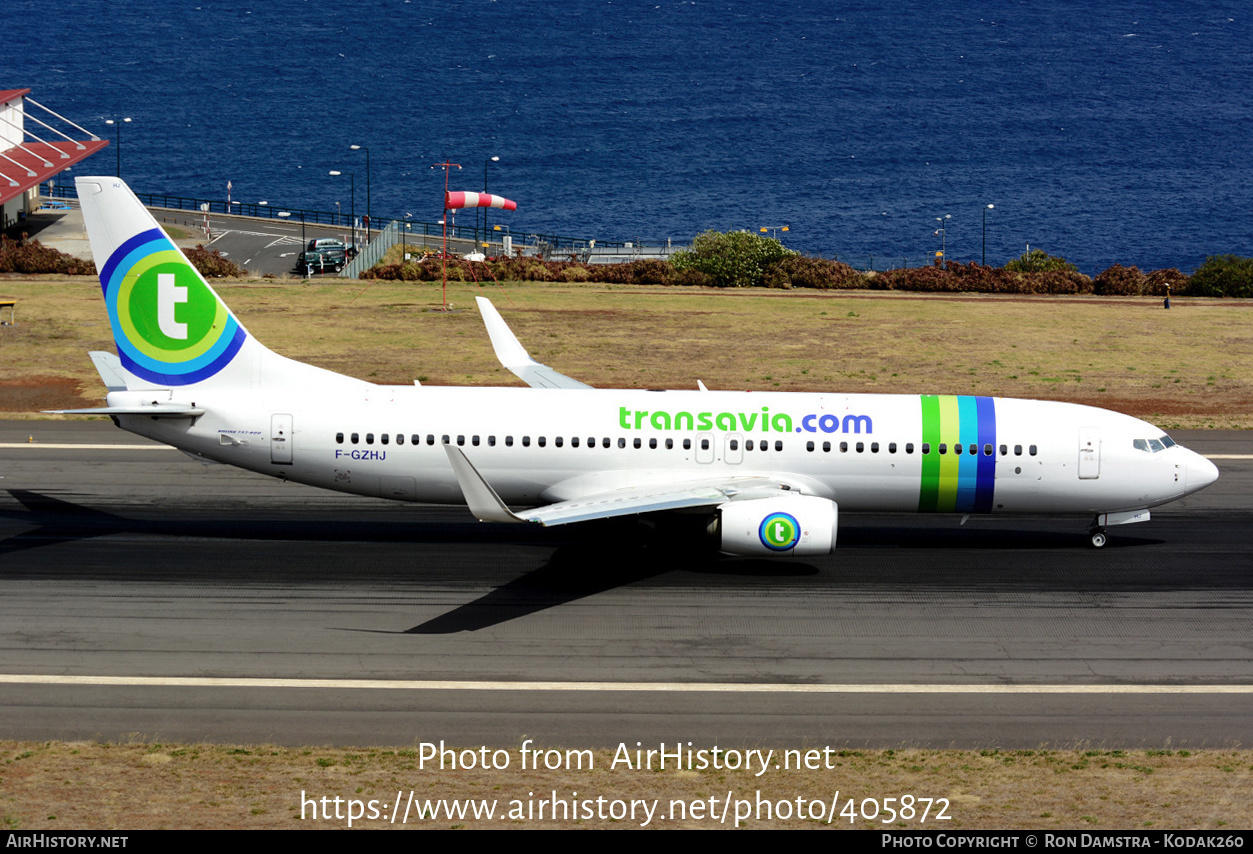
(443, 445), (526, 523)
(475, 297), (592, 390)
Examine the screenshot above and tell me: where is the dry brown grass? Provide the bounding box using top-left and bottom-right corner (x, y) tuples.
(2, 275), (1250, 428)
(2, 742), (1250, 830)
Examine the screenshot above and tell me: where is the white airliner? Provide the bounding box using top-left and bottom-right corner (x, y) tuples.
(56, 177), (1219, 554)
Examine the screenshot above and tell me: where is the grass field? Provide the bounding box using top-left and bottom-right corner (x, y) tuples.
(1, 275), (1250, 427)
(2, 742), (1250, 830)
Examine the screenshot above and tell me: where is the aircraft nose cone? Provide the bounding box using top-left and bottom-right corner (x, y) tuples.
(1186, 452), (1220, 494)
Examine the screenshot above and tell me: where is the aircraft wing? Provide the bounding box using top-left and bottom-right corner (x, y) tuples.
(476, 297), (592, 390)
(444, 445), (797, 526)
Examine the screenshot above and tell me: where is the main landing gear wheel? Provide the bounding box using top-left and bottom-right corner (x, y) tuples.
(1089, 528), (1108, 548)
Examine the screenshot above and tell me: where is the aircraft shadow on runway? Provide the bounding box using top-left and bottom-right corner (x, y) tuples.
(11, 488), (1235, 635)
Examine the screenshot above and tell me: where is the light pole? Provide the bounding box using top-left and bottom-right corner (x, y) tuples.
(982, 204), (994, 266)
(759, 225), (790, 241)
(934, 214), (951, 265)
(482, 155), (499, 249)
(350, 144), (370, 242)
(104, 117), (131, 178)
(329, 170), (355, 244)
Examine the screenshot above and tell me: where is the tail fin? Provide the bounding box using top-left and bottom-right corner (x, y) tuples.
(76, 177), (359, 392)
(77, 177), (248, 386)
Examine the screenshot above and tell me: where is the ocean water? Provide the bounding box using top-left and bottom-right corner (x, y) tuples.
(10, 0), (1252, 273)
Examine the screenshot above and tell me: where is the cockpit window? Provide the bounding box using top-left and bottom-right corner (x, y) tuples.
(1135, 435), (1176, 453)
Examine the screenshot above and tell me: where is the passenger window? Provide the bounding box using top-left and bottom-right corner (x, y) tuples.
(888, 442), (896, 453)
(441, 435), (450, 445)
(397, 434), (405, 445)
(336, 432), (344, 444)
(412, 434), (421, 445)
(665, 438), (673, 450)
(823, 441), (831, 453)
(1029, 445), (1038, 456)
(683, 439), (692, 450)
(700, 439), (710, 450)
(840, 442), (848, 453)
(775, 440), (783, 451)
(472, 435), (480, 446)
(488, 436), (496, 447)
(366, 433), (374, 445)
(939, 443), (947, 454)
(522, 436), (531, 447)
(806, 440), (814, 452)
(505, 436), (513, 447)
(649, 438), (657, 449)
(538, 436), (546, 447)
(571, 437), (578, 448)
(456, 435), (465, 446)
(730, 439), (739, 451)
(1014, 445), (1022, 456)
(603, 437), (611, 448)
(618, 437), (626, 449)
(921, 443), (930, 455)
(906, 443), (914, 454)
(746, 439), (755, 451)
(1000, 444), (1008, 456)
(969, 444), (977, 455)
(381, 434), (389, 445)
(984, 443), (992, 456)
(871, 442), (879, 453)
(954, 443), (962, 455)
(555, 437), (563, 448)
(856, 442), (864, 453)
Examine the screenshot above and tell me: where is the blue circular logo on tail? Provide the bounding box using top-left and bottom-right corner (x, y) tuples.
(100, 229), (246, 384)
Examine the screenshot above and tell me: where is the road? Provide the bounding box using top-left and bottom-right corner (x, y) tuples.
(1, 422), (1250, 747)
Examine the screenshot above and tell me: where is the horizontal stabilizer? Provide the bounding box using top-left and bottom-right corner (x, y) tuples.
(476, 297), (592, 390)
(46, 405), (204, 418)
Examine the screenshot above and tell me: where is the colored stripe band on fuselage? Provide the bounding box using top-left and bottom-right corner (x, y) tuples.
(919, 395), (996, 513)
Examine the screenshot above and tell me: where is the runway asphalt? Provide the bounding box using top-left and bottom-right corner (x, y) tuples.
(1, 421), (1250, 748)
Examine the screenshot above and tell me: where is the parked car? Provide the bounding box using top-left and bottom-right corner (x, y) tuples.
(297, 238), (357, 274)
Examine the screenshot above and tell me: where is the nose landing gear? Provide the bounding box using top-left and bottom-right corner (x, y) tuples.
(1087, 514), (1109, 548)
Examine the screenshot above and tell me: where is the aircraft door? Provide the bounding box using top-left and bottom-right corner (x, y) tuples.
(696, 433), (714, 464)
(271, 413), (293, 465)
(724, 433), (744, 465)
(1078, 427), (1100, 479)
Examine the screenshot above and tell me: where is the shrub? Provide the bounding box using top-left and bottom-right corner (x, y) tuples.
(672, 267), (712, 287)
(0, 235), (96, 275)
(670, 230), (795, 288)
(184, 244), (246, 278)
(628, 258), (673, 285)
(1188, 255), (1253, 298)
(763, 255), (863, 290)
(1093, 264), (1148, 296)
(1004, 248), (1078, 274)
(1144, 268), (1189, 297)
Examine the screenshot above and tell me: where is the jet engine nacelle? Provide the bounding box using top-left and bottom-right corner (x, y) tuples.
(717, 495), (838, 556)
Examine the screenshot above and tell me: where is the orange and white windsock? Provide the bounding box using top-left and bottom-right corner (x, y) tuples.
(445, 191), (517, 211)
